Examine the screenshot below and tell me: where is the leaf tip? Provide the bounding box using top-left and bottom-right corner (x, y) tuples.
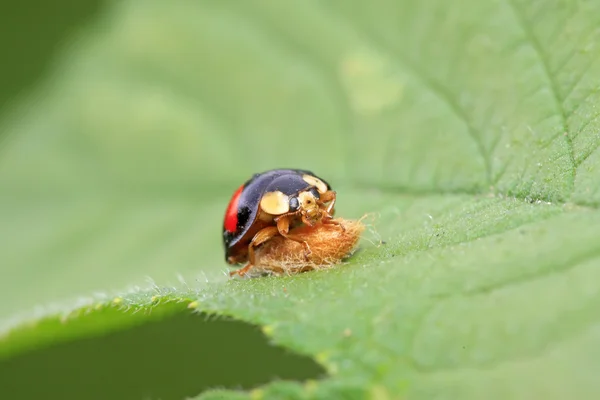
(315, 351), (339, 374)
(315, 351), (330, 364)
(261, 324), (275, 336)
(369, 385), (393, 400)
(250, 388), (264, 400)
(304, 379), (318, 394)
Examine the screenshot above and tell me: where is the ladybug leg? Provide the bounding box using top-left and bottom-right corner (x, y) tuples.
(229, 263), (254, 277)
(248, 226), (280, 265)
(230, 226), (280, 277)
(275, 215), (312, 260)
(318, 190), (337, 215)
(301, 214), (315, 227)
(322, 216), (346, 231)
(318, 191), (345, 231)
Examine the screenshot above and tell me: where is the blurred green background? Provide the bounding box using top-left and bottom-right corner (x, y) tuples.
(0, 1), (103, 109)
(0, 2), (325, 399)
(0, 312), (324, 400)
(2, 0), (600, 399)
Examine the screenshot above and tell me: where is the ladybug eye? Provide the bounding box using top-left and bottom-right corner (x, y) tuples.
(289, 197), (300, 211)
(309, 187), (320, 199)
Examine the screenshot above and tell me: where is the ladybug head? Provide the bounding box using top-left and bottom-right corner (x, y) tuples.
(289, 187), (322, 222)
(260, 186), (325, 223)
(259, 172), (332, 224)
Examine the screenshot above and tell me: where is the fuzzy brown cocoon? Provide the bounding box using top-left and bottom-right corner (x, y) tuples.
(251, 217), (365, 276)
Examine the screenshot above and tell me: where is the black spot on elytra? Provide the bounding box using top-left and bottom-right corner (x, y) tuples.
(237, 206), (251, 231)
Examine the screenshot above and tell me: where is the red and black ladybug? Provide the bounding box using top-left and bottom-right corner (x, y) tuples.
(223, 168), (343, 276)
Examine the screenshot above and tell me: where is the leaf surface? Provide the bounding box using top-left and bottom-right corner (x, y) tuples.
(1, 0), (600, 399)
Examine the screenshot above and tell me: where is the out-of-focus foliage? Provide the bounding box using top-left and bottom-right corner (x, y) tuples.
(1, 0), (600, 399)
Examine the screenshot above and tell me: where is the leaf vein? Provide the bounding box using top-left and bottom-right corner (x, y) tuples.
(505, 0), (576, 194)
(317, 3), (492, 185)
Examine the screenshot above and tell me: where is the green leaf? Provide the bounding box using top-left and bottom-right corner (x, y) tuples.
(2, 0), (600, 399)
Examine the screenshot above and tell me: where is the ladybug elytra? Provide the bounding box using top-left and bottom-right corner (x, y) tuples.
(222, 168), (343, 276)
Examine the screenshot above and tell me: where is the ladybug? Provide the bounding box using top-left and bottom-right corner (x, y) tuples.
(222, 168), (344, 276)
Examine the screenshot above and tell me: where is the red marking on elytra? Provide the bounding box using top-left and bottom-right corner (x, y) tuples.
(224, 184), (244, 232)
